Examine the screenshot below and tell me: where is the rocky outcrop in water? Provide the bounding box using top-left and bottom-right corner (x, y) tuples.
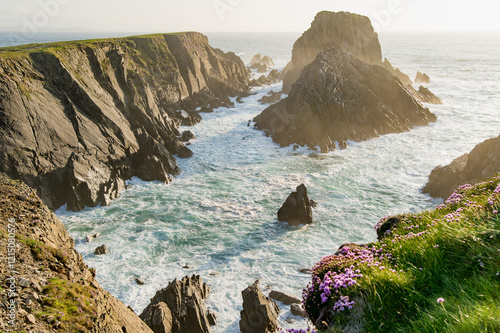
(415, 71), (431, 84)
(281, 11), (440, 106)
(423, 135), (500, 200)
(250, 54), (275, 68)
(282, 11), (382, 93)
(258, 91), (282, 104)
(140, 275), (215, 333)
(240, 281), (280, 333)
(254, 48), (437, 152)
(277, 184), (313, 225)
(0, 174), (153, 332)
(0, 33), (249, 211)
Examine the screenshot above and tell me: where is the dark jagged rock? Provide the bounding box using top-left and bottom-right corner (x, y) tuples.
(0, 33), (249, 211)
(258, 91), (282, 105)
(269, 290), (301, 305)
(418, 86), (443, 104)
(282, 11), (382, 93)
(277, 184), (313, 225)
(140, 275), (215, 333)
(250, 63), (268, 73)
(254, 48), (437, 152)
(415, 71), (431, 84)
(240, 281), (280, 333)
(0, 175), (153, 332)
(423, 135), (500, 200)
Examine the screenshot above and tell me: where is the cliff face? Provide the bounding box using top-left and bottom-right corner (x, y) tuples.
(254, 48), (436, 152)
(282, 11), (382, 93)
(0, 32), (249, 211)
(0, 174), (153, 332)
(423, 135), (500, 200)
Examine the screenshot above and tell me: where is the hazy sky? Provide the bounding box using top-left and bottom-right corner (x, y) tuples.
(1, 0), (500, 34)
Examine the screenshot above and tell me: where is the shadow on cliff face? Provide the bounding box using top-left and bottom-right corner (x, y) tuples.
(0, 32), (250, 211)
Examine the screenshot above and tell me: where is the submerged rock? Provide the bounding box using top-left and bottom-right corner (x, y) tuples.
(140, 275), (215, 333)
(277, 184), (313, 225)
(240, 281), (280, 333)
(254, 47), (437, 152)
(423, 134), (500, 200)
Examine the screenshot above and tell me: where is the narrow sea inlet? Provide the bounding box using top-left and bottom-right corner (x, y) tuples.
(56, 32), (500, 332)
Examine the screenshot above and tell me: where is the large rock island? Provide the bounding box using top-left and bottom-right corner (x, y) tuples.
(254, 11), (438, 152)
(254, 47), (436, 152)
(282, 11), (382, 94)
(0, 33), (249, 211)
(423, 134), (500, 200)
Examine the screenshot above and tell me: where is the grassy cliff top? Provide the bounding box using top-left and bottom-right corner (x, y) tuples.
(298, 174), (500, 332)
(0, 31), (195, 57)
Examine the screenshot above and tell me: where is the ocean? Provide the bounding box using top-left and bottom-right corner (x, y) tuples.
(2, 31), (500, 332)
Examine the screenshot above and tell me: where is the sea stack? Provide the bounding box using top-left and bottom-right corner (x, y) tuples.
(282, 11), (382, 93)
(254, 47), (437, 152)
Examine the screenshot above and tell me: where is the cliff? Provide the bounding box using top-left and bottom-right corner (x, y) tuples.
(254, 47), (436, 152)
(282, 11), (382, 93)
(0, 32), (249, 211)
(0, 174), (153, 332)
(423, 134), (500, 200)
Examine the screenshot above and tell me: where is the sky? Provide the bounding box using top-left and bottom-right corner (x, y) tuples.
(1, 0), (500, 34)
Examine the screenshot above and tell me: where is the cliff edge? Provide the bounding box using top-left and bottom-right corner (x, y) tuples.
(0, 32), (249, 211)
(0, 174), (153, 332)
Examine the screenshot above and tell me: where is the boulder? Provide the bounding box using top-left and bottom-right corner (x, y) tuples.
(240, 281), (280, 333)
(180, 131), (195, 142)
(269, 291), (301, 305)
(290, 304), (306, 317)
(277, 184), (313, 226)
(94, 244), (108, 255)
(423, 135), (500, 200)
(418, 86), (443, 104)
(415, 71), (431, 84)
(282, 11), (383, 93)
(254, 47), (437, 153)
(140, 275), (215, 333)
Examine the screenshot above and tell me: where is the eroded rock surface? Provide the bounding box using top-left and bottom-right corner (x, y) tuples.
(255, 48), (437, 152)
(0, 33), (249, 211)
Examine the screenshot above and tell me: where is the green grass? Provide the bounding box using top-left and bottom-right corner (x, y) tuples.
(37, 278), (97, 332)
(0, 32), (191, 57)
(304, 175), (500, 332)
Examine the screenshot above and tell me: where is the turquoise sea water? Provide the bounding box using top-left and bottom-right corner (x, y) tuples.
(2, 31), (499, 332)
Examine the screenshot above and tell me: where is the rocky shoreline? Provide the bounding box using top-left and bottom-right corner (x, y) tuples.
(0, 32), (250, 212)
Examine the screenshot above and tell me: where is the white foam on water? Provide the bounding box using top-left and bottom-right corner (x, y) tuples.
(56, 32), (500, 332)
